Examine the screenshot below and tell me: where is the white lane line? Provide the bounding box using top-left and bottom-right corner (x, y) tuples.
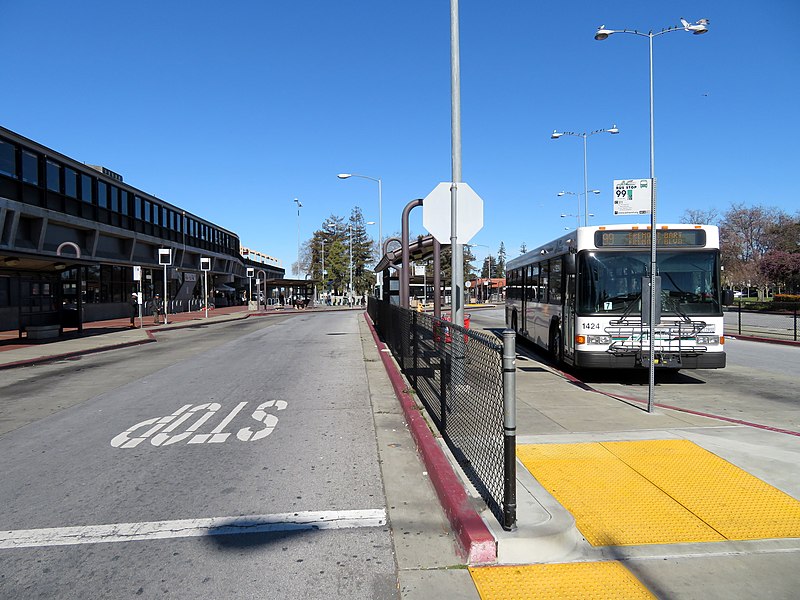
(0, 509), (387, 549)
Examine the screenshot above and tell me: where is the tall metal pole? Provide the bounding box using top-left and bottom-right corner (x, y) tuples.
(349, 224), (353, 293)
(377, 178), (383, 300)
(582, 134), (589, 227)
(204, 270), (208, 319)
(450, 0), (464, 327)
(294, 198), (302, 277)
(163, 263), (168, 325)
(647, 32), (657, 413)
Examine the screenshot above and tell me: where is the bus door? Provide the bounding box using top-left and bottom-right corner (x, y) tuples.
(563, 271), (576, 362)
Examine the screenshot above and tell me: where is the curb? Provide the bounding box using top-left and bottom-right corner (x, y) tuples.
(363, 312), (497, 565)
(725, 333), (800, 347)
(0, 332), (157, 371)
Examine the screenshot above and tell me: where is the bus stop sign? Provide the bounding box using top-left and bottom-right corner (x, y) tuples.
(423, 182), (484, 245)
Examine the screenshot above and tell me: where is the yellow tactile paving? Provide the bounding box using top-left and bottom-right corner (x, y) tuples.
(517, 442), (724, 545)
(469, 562), (656, 600)
(518, 440), (800, 546)
(605, 439), (800, 541)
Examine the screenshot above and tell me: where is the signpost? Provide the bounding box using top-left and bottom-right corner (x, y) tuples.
(158, 249), (172, 324)
(246, 267), (255, 310)
(200, 257), (211, 319)
(613, 179), (655, 216)
(133, 266), (143, 327)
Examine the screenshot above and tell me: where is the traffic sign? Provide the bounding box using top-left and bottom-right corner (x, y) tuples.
(613, 179), (655, 215)
(422, 182), (484, 244)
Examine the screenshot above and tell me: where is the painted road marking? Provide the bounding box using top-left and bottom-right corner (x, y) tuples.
(0, 509), (387, 549)
(111, 401), (288, 448)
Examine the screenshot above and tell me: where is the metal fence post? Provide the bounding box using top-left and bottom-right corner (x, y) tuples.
(502, 329), (517, 531)
(794, 309), (797, 342)
(738, 300), (742, 335)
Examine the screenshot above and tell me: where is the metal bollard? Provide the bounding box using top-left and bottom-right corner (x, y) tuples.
(502, 329), (517, 531)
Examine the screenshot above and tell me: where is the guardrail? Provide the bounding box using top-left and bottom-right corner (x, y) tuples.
(368, 298), (516, 530)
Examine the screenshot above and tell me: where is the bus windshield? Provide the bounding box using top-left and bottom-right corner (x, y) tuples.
(577, 250), (721, 316)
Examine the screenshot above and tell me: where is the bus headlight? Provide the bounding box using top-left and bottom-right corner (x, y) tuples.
(586, 335), (612, 345)
(696, 334), (720, 345)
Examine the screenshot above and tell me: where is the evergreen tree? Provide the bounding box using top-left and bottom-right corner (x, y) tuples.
(496, 241), (506, 278)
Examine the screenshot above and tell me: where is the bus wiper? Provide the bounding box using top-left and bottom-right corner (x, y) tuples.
(618, 292), (642, 320)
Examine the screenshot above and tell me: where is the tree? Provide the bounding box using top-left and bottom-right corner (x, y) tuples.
(438, 245), (477, 283)
(496, 242), (507, 278)
(519, 242), (527, 254)
(680, 208), (719, 225)
(348, 207), (375, 294)
(480, 256), (496, 279)
(759, 251), (800, 293)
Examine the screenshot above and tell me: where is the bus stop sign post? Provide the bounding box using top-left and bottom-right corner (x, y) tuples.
(158, 249), (172, 325)
(133, 266), (143, 328)
(200, 257), (211, 319)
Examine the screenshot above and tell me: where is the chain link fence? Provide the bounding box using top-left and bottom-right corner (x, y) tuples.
(368, 298), (515, 530)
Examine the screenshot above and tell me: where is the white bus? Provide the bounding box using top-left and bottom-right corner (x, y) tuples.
(505, 224), (733, 370)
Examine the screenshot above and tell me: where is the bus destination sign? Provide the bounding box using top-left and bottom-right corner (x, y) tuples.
(595, 230), (707, 248)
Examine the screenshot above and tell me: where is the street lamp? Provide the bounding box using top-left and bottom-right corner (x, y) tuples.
(557, 190), (600, 227)
(293, 198), (302, 277)
(551, 126), (619, 227)
(595, 17), (709, 413)
(338, 173), (382, 297)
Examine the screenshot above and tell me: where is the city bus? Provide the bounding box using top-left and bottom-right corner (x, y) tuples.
(505, 224), (733, 370)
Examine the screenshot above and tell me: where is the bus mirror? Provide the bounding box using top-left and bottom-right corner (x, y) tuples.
(565, 253), (577, 275)
(721, 289), (734, 306)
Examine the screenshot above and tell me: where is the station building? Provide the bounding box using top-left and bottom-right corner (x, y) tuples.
(0, 125), (287, 334)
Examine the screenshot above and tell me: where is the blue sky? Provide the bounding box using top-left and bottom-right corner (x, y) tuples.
(3, 1), (798, 272)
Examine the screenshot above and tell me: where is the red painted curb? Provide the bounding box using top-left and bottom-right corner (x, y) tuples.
(726, 333), (800, 347)
(364, 313), (496, 565)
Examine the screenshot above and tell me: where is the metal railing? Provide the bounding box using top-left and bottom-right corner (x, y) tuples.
(725, 304), (799, 342)
(368, 298), (516, 530)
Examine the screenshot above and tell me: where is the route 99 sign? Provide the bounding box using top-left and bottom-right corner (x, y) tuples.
(111, 401), (287, 448)
(613, 179), (655, 216)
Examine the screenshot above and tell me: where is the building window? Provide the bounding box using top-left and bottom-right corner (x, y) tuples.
(22, 151), (38, 185)
(152, 203), (160, 226)
(109, 186), (119, 212)
(97, 181), (108, 208)
(64, 168), (77, 198)
(46, 160), (61, 192)
(120, 190), (129, 215)
(134, 195), (142, 219)
(144, 200), (152, 223)
(80, 174), (93, 203)
(0, 139), (16, 178)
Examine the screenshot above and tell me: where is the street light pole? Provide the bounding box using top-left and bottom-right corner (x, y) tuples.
(293, 198), (302, 277)
(349, 224), (353, 294)
(551, 126), (619, 226)
(595, 17), (709, 412)
(337, 173), (382, 298)
(558, 190), (599, 228)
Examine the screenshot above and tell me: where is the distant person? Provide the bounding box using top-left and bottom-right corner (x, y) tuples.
(150, 294), (163, 325)
(129, 293), (138, 327)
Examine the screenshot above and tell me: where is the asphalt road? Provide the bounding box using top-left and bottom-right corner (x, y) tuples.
(0, 312), (398, 599)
